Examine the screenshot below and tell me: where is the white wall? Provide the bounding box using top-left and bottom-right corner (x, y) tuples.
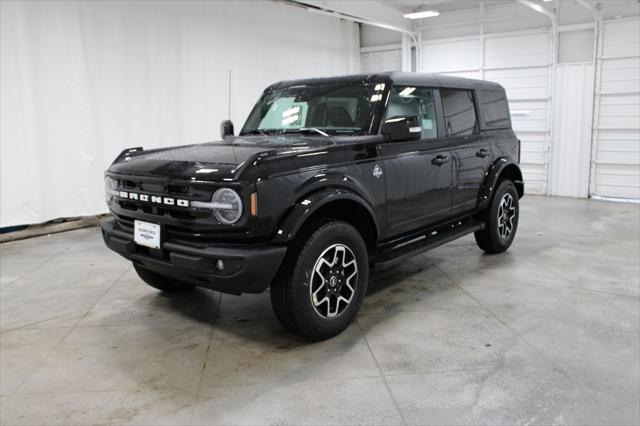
(361, 25), (401, 47)
(550, 63), (594, 198)
(592, 18), (640, 199)
(360, 44), (403, 72)
(0, 0), (360, 227)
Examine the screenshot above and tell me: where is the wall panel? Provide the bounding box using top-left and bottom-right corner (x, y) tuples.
(484, 32), (550, 69)
(592, 18), (640, 199)
(421, 38), (480, 73)
(550, 63), (594, 198)
(360, 45), (402, 73)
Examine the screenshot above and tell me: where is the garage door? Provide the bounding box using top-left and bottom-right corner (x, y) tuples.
(592, 18), (640, 199)
(360, 44), (402, 73)
(421, 31), (552, 194)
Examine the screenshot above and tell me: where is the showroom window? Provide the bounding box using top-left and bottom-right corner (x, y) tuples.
(440, 89), (479, 137)
(386, 86), (438, 139)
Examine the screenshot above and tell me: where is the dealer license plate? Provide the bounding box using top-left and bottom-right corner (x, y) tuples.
(134, 220), (161, 249)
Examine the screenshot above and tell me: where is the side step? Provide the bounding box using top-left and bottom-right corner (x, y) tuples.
(374, 220), (485, 271)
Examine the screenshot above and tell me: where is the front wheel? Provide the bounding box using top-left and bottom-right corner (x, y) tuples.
(270, 220), (369, 341)
(475, 179), (519, 254)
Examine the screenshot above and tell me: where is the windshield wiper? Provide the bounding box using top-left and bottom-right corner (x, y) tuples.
(283, 128), (330, 137)
(239, 130), (269, 136)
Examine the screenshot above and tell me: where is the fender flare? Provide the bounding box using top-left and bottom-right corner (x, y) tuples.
(477, 157), (524, 210)
(272, 187), (380, 244)
(112, 147), (143, 164)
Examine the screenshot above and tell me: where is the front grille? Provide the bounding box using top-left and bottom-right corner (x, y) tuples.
(108, 173), (251, 246)
(115, 199), (212, 221)
(112, 176), (210, 199)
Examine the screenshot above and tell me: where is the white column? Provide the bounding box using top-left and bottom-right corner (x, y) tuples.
(401, 33), (412, 72)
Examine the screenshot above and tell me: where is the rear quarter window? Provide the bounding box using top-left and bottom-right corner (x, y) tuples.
(478, 88), (511, 129)
(440, 89), (478, 137)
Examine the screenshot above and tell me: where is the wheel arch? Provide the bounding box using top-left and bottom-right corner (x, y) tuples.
(272, 188), (379, 252)
(478, 158), (524, 210)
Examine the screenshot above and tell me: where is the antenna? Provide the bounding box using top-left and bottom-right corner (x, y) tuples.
(227, 69), (232, 119)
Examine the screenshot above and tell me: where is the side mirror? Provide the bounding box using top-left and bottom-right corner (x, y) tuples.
(381, 116), (421, 142)
(220, 120), (234, 139)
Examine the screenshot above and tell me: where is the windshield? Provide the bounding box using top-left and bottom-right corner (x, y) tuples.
(240, 82), (386, 137)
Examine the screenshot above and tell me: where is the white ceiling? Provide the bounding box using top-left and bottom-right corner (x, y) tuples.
(386, 0), (512, 14)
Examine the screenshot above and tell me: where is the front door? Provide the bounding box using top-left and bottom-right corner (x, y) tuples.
(379, 86), (453, 238)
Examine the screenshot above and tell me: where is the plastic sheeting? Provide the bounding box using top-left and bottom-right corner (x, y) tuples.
(0, 0), (360, 227)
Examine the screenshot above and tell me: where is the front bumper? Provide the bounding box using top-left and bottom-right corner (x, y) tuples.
(101, 218), (287, 294)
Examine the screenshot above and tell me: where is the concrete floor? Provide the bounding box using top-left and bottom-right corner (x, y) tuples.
(0, 195), (638, 425)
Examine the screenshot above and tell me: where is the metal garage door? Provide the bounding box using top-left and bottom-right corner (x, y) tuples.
(421, 37), (481, 79)
(360, 44), (402, 73)
(592, 18), (640, 200)
(421, 31), (552, 194)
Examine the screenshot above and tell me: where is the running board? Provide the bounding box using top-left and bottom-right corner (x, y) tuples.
(374, 220), (485, 271)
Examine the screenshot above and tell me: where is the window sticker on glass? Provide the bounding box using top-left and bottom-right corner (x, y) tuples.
(399, 87), (416, 97)
(422, 119), (433, 130)
(282, 106), (301, 126)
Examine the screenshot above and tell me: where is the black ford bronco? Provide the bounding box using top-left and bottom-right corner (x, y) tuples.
(102, 72), (523, 340)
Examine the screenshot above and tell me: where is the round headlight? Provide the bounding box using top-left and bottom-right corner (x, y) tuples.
(105, 176), (117, 204)
(211, 188), (243, 224)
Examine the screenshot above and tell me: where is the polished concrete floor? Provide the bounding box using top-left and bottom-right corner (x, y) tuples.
(0, 195), (638, 425)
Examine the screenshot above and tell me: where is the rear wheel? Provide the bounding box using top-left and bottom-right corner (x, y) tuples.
(475, 179), (519, 254)
(133, 264), (195, 293)
(270, 220), (368, 341)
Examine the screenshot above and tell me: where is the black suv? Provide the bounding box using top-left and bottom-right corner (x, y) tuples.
(102, 72), (523, 340)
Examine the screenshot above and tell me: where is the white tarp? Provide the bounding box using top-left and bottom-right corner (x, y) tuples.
(0, 0), (360, 227)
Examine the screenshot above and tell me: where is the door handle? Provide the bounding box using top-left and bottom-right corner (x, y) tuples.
(476, 149), (489, 158)
(431, 155), (450, 166)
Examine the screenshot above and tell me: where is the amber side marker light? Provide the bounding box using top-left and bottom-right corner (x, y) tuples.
(250, 192), (258, 216)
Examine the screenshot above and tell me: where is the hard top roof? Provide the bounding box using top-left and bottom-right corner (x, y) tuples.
(268, 72), (504, 91)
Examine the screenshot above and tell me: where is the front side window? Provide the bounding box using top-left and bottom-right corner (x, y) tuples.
(385, 86), (438, 139)
(440, 89), (478, 137)
(241, 82), (385, 137)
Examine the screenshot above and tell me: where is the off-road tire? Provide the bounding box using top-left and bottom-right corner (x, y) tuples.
(270, 220), (369, 341)
(133, 264), (195, 293)
(475, 179), (519, 254)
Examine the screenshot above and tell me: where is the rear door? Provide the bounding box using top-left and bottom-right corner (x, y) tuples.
(379, 86), (453, 237)
(440, 88), (492, 215)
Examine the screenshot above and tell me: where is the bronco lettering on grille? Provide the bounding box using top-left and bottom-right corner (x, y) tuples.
(116, 191), (190, 207)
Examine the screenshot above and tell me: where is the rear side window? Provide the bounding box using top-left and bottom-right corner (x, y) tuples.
(440, 89), (478, 137)
(479, 88), (510, 129)
(386, 86), (438, 139)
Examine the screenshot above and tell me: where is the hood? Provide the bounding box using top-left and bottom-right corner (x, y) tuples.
(107, 136), (334, 181)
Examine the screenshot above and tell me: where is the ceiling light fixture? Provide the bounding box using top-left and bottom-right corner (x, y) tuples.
(404, 10), (439, 19)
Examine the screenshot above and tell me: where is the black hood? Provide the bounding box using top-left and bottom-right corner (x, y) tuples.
(107, 136), (334, 182)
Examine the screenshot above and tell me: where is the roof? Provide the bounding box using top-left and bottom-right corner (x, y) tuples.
(269, 72), (504, 91)
(382, 72), (503, 90)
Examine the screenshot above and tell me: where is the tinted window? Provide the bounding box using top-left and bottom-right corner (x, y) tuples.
(480, 88), (510, 129)
(386, 86), (437, 139)
(440, 89), (478, 137)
